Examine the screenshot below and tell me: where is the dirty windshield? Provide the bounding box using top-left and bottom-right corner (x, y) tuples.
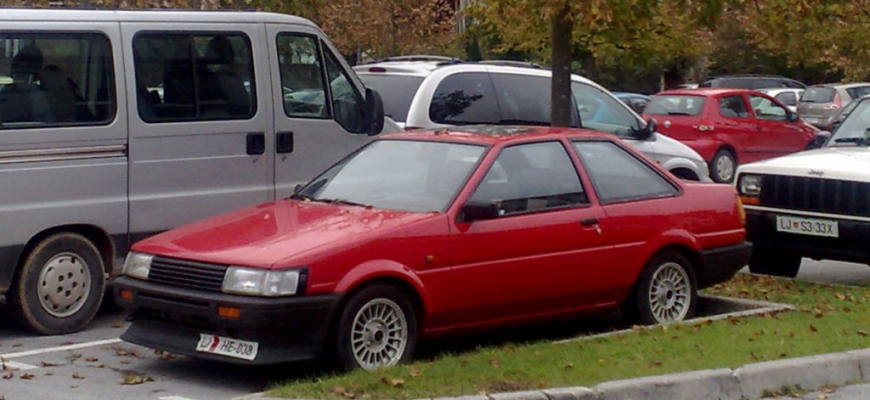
(830, 100), (870, 147)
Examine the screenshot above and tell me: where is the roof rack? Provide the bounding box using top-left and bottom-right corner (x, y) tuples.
(362, 55), (461, 64)
(477, 60), (543, 69)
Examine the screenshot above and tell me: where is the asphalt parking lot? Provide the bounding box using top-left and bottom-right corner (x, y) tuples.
(2, 259), (870, 400)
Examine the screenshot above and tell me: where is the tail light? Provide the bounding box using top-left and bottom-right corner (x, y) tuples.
(825, 93), (842, 110)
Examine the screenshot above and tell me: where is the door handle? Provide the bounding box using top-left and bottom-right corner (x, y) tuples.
(277, 131), (294, 154)
(246, 132), (265, 155)
(580, 218), (599, 227)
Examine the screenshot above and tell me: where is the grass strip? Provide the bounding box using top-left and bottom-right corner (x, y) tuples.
(269, 274), (870, 399)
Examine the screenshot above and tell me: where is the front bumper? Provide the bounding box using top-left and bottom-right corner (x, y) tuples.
(114, 276), (342, 365)
(745, 209), (870, 264)
(697, 242), (753, 287)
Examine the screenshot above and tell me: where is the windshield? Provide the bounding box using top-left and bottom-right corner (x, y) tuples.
(829, 100), (870, 146)
(357, 75), (424, 123)
(645, 95), (706, 116)
(296, 140), (486, 212)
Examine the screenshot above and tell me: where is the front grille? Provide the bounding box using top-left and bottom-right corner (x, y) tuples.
(149, 256), (228, 292)
(759, 175), (870, 217)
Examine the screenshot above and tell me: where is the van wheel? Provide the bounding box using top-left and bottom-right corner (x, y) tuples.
(9, 233), (105, 335)
(626, 251), (698, 325)
(748, 247), (801, 278)
(710, 149), (736, 183)
(334, 284), (416, 371)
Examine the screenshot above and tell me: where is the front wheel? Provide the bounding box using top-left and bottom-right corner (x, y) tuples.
(627, 251), (698, 325)
(710, 149), (736, 183)
(748, 247), (801, 278)
(9, 233), (105, 335)
(334, 284), (417, 371)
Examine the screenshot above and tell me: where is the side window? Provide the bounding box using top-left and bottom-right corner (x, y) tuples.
(0, 32), (115, 129)
(571, 82), (640, 136)
(774, 92), (797, 107)
(324, 46), (365, 133)
(749, 95), (787, 121)
(573, 140), (677, 204)
(277, 34), (327, 119)
(429, 72), (499, 125)
(469, 141), (587, 215)
(489, 73), (551, 125)
(133, 32), (256, 123)
(719, 95), (749, 118)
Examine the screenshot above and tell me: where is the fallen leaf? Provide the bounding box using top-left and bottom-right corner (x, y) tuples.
(45, 372), (54, 376)
(563, 363), (574, 370)
(816, 395), (826, 400)
(809, 324), (818, 332)
(95, 364), (105, 368)
(72, 372), (85, 380)
(40, 362), (58, 367)
(408, 369), (423, 378)
(20, 373), (34, 380)
(118, 373), (153, 385)
(331, 386), (347, 395)
(647, 360), (663, 367)
(381, 377), (404, 387)
(489, 359), (500, 369)
(119, 360), (131, 365)
(858, 330), (869, 337)
(111, 322), (125, 328)
(820, 387), (836, 394)
(114, 349), (128, 357)
(11, 344), (22, 348)
(2, 372), (13, 379)
(835, 293), (846, 300)
(85, 357), (99, 362)
(342, 392), (356, 399)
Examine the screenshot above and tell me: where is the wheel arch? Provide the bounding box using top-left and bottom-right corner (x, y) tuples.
(332, 261), (430, 332)
(17, 224), (115, 280)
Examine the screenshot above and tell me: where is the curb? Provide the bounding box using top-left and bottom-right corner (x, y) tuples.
(244, 347), (870, 400)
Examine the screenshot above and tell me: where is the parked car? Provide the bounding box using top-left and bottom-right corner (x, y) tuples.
(0, 9), (393, 335)
(114, 126), (751, 370)
(355, 60), (711, 181)
(825, 98), (862, 133)
(797, 83), (870, 128)
(699, 74), (806, 90)
(613, 92), (652, 114)
(644, 88), (819, 183)
(736, 96), (870, 277)
(757, 88), (804, 113)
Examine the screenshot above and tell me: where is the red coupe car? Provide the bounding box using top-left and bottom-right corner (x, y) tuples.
(644, 88), (819, 183)
(114, 126), (751, 371)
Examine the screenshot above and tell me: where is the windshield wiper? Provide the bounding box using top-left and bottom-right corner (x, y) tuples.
(833, 137), (870, 147)
(289, 193), (314, 201)
(321, 198), (370, 207)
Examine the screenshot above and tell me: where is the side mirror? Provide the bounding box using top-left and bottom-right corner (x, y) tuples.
(787, 111), (799, 122)
(634, 118), (656, 140)
(293, 183), (304, 194)
(364, 88), (385, 136)
(457, 202), (500, 223)
(813, 130), (832, 148)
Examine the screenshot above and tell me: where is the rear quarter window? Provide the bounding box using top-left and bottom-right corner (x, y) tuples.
(429, 72), (499, 125)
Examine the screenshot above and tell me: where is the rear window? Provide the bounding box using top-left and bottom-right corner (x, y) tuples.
(644, 95), (705, 116)
(357, 74), (423, 123)
(801, 87), (835, 103)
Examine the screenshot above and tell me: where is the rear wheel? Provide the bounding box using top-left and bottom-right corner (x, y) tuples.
(710, 149), (736, 183)
(748, 247), (801, 278)
(334, 284), (417, 371)
(626, 251), (698, 325)
(9, 233), (105, 335)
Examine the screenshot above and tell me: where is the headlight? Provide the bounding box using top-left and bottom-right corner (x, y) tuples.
(123, 252), (153, 280)
(738, 174), (763, 196)
(222, 267), (305, 297)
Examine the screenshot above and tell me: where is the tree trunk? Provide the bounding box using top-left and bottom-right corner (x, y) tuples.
(550, 3), (573, 128)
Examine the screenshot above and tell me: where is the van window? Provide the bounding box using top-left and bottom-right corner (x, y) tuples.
(0, 32), (115, 129)
(429, 72), (499, 125)
(133, 33), (256, 122)
(489, 73), (551, 125)
(324, 46), (365, 133)
(277, 34), (327, 119)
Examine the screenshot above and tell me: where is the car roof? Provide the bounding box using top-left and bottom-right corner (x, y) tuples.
(811, 82), (870, 89)
(0, 8), (315, 25)
(380, 125), (613, 146)
(654, 88), (758, 97)
(613, 92), (651, 99)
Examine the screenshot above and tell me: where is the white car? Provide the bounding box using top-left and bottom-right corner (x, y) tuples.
(354, 58), (712, 182)
(757, 88), (805, 113)
(736, 96), (870, 278)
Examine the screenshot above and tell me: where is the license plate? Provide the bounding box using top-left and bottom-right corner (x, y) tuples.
(803, 117), (818, 123)
(776, 215), (838, 238)
(196, 333), (258, 361)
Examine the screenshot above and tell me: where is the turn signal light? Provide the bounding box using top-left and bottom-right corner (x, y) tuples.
(217, 306), (241, 319)
(736, 196), (747, 225)
(119, 289), (133, 301)
(739, 195), (759, 206)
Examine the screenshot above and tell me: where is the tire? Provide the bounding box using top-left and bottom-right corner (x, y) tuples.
(9, 233), (105, 335)
(710, 149), (737, 183)
(333, 284), (417, 371)
(748, 247), (801, 278)
(627, 251), (698, 325)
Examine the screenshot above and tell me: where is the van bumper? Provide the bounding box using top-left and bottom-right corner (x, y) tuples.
(114, 276), (342, 365)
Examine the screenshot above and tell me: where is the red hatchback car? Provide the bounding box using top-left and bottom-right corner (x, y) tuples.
(644, 88), (819, 183)
(114, 126), (751, 371)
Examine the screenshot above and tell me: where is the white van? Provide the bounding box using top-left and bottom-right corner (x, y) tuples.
(0, 9), (391, 335)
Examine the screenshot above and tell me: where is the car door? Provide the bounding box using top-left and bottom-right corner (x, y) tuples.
(748, 94), (806, 159)
(713, 94), (755, 161)
(123, 24), (273, 242)
(267, 24), (376, 198)
(446, 140), (610, 328)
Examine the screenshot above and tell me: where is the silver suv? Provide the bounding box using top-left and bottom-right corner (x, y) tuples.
(355, 58), (711, 181)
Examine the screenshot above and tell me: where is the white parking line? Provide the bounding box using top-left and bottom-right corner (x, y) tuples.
(0, 338), (122, 359)
(1, 360), (39, 370)
(159, 396), (199, 400)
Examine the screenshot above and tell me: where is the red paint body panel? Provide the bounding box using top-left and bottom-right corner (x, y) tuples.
(130, 126), (748, 340)
(645, 89), (817, 165)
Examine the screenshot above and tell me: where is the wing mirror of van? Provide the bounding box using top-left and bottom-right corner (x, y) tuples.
(364, 88), (385, 135)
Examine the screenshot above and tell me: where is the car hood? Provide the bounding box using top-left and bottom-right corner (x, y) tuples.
(738, 146), (870, 182)
(653, 132), (706, 162)
(132, 200), (438, 269)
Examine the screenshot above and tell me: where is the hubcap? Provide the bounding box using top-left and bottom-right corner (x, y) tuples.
(351, 298), (408, 370)
(37, 252), (91, 318)
(648, 262), (691, 323)
(715, 155), (735, 182)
